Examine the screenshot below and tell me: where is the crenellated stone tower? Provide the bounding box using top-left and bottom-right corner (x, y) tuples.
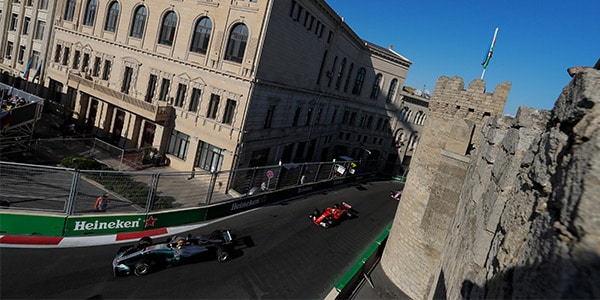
(380, 76), (511, 299)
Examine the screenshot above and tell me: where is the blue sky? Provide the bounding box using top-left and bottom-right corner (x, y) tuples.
(325, 0), (599, 116)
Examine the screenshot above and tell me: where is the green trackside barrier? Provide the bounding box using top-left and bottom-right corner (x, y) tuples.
(0, 212), (66, 236)
(204, 181), (327, 220)
(334, 224), (392, 292)
(145, 207), (208, 229)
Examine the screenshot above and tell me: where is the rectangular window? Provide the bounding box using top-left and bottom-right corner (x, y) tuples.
(72, 50), (80, 69)
(342, 110), (349, 124)
(26, 0), (33, 6)
(64, 0), (75, 21)
(195, 141), (224, 172)
(54, 44), (62, 63)
(206, 94), (220, 119)
(34, 20), (45, 40)
(349, 112), (356, 126)
(264, 105), (275, 129)
(18, 45), (25, 63)
(10, 14), (18, 31)
(158, 78), (170, 101)
(289, 1), (297, 17)
(222, 99), (236, 124)
(188, 87), (201, 112)
(359, 115), (366, 127)
(102, 60), (111, 80)
(167, 130), (190, 160)
(5, 42), (13, 59)
(61, 47), (70, 66)
(145, 74), (157, 102)
(294, 6), (303, 22)
(40, 0), (48, 9)
(82, 53), (90, 72)
(31, 50), (40, 69)
(292, 106), (301, 126)
(303, 11), (310, 27)
(317, 24), (324, 38)
(22, 17), (30, 35)
(174, 83), (187, 107)
(92, 57), (101, 77)
(121, 66), (133, 94)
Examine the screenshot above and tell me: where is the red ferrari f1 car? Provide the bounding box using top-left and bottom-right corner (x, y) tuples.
(309, 202), (356, 228)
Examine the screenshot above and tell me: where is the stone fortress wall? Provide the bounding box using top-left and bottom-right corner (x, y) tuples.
(381, 65), (600, 299)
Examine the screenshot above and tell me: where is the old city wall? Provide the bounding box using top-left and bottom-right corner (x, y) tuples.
(429, 68), (600, 299)
(381, 76), (511, 299)
(382, 67), (600, 299)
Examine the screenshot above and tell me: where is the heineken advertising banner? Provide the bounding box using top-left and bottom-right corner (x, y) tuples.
(64, 214), (147, 236)
(0, 212), (66, 236)
(63, 208), (209, 237)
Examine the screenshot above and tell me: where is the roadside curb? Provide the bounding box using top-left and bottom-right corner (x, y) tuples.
(0, 223), (207, 248)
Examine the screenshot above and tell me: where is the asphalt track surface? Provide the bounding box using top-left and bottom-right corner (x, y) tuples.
(0, 179), (402, 299)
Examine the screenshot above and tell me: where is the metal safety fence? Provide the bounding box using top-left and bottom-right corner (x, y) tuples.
(0, 158), (376, 215)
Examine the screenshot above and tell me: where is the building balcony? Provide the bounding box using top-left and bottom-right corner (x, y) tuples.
(67, 72), (172, 123)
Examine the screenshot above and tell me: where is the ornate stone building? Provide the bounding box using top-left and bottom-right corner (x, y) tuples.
(33, 0), (411, 176)
(0, 0), (57, 87)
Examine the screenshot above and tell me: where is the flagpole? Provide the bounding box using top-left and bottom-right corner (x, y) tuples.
(481, 27), (498, 80)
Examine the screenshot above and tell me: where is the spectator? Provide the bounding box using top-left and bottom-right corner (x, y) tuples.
(94, 193), (111, 212)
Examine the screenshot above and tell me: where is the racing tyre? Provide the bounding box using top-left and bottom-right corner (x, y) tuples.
(217, 248), (230, 263)
(133, 262), (151, 276)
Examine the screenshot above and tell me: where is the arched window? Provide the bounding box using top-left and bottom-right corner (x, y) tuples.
(400, 107), (410, 122)
(414, 111), (423, 124)
(224, 23), (248, 63)
(64, 0), (77, 21)
(104, 1), (120, 32)
(414, 111), (426, 125)
(352, 67), (366, 95)
(158, 11), (178, 46)
(394, 129), (405, 146)
(130, 5), (147, 38)
(190, 17), (212, 54)
(370, 73), (382, 99)
(83, 0), (97, 26)
(409, 133), (419, 149)
(386, 78), (398, 103)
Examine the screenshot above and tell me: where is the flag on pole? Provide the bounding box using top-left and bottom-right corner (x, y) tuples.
(481, 27), (499, 69)
(33, 61), (43, 80)
(22, 59), (33, 79)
